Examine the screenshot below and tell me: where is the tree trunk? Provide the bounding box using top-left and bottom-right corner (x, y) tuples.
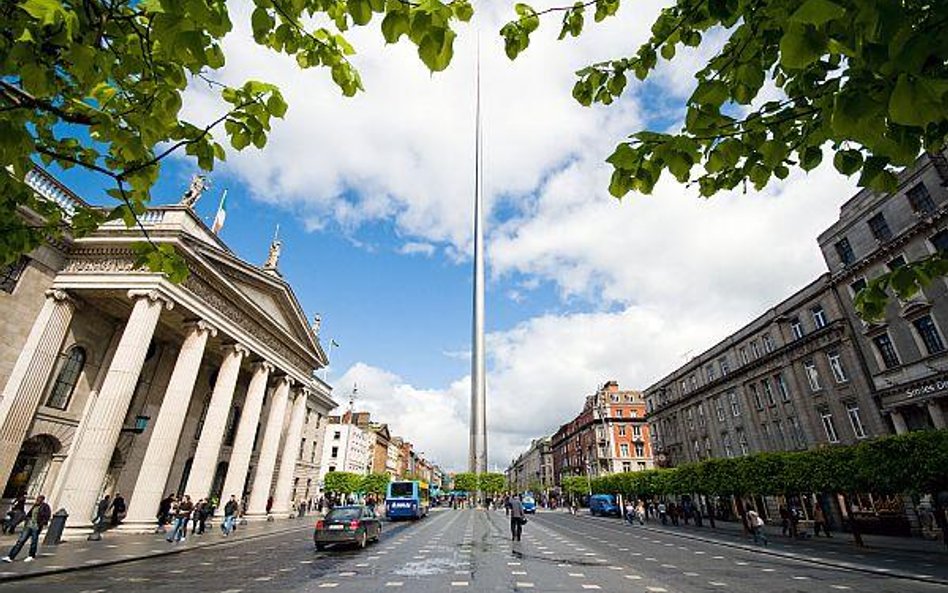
(735, 496), (749, 535)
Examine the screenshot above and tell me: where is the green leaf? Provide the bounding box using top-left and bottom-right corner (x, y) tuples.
(833, 149), (863, 175)
(381, 10), (410, 43)
(888, 74), (943, 127)
(790, 0), (846, 26)
(347, 0), (372, 25)
(779, 24), (826, 69)
(690, 80), (728, 107)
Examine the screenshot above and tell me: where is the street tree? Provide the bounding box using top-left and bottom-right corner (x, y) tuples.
(2, 0), (473, 275)
(500, 0), (948, 318)
(360, 472), (391, 496)
(323, 471), (362, 494)
(479, 472), (507, 494)
(452, 472), (478, 493)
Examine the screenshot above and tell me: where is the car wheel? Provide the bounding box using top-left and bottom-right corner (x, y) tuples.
(315, 543), (326, 551)
(358, 530), (368, 549)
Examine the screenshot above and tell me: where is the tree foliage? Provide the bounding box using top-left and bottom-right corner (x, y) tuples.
(585, 429), (948, 499)
(451, 472), (506, 493)
(501, 0), (948, 318)
(361, 472), (392, 495)
(1, 0), (472, 272)
(323, 471), (363, 494)
(452, 472), (478, 493)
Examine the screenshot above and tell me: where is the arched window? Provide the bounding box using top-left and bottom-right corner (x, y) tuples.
(45, 346), (86, 410)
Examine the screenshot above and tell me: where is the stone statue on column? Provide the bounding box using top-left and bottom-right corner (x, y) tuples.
(180, 174), (209, 208)
(263, 225), (281, 270)
(311, 314), (321, 340)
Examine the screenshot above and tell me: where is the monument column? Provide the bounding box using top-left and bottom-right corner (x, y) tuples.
(56, 289), (172, 526)
(122, 320), (216, 529)
(184, 343), (247, 499)
(272, 388), (308, 516)
(246, 375), (291, 517)
(217, 361), (272, 513)
(0, 289), (76, 490)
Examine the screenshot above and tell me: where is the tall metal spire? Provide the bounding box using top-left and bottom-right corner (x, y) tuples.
(469, 36), (487, 476)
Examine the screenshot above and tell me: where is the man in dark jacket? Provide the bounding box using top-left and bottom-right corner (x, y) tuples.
(221, 495), (239, 536)
(2, 495), (51, 562)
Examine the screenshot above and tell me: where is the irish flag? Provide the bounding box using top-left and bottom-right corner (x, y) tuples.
(212, 189), (228, 234)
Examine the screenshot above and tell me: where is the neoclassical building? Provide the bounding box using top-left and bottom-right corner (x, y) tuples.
(0, 168), (336, 534)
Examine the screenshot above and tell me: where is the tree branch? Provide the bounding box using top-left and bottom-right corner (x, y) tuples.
(0, 81), (95, 125)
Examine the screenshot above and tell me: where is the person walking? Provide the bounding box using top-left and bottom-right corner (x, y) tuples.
(110, 493), (126, 527)
(167, 495), (193, 543)
(813, 504), (832, 537)
(746, 508), (768, 545)
(156, 494), (174, 532)
(3, 495), (26, 535)
(509, 495), (525, 541)
(221, 495), (238, 536)
(635, 500), (646, 525)
(93, 494), (111, 532)
(2, 495), (51, 563)
(658, 501), (667, 525)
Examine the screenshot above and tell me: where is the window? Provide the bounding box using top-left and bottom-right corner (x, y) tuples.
(630, 410), (638, 418)
(762, 378), (776, 406)
(686, 409), (695, 430)
(0, 257), (27, 294)
(697, 404), (707, 427)
(849, 277), (867, 298)
(907, 183), (936, 215)
(887, 254), (907, 270)
(931, 229), (948, 253)
(680, 380), (688, 395)
(827, 351), (849, 382)
(762, 333), (774, 353)
(723, 433), (734, 458)
(615, 409), (623, 418)
(835, 238), (855, 265)
(224, 406), (242, 446)
(610, 393), (619, 403)
(632, 426), (641, 438)
(811, 306), (827, 329)
(846, 403), (867, 439)
(751, 340), (761, 359)
(750, 383), (763, 410)
(738, 430), (749, 455)
(773, 420), (786, 449)
(195, 396), (211, 438)
(719, 357), (730, 376)
(715, 398), (726, 422)
(634, 443), (645, 457)
(704, 438), (712, 458)
(706, 366), (716, 382)
(873, 333), (901, 369)
(693, 440), (701, 458)
(618, 425), (626, 436)
(790, 318), (805, 339)
(729, 391), (741, 416)
(619, 443), (630, 457)
(868, 212), (893, 242)
(761, 423), (773, 448)
(788, 416), (807, 449)
(299, 438), (306, 460)
(690, 375), (698, 390)
(622, 461), (632, 472)
(820, 409), (840, 443)
(913, 315), (946, 355)
(739, 347), (749, 364)
(333, 431), (341, 440)
(330, 446), (339, 458)
(45, 346), (86, 410)
(775, 373), (791, 402)
(804, 360), (822, 391)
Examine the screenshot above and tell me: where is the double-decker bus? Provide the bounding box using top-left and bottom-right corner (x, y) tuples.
(385, 480), (430, 520)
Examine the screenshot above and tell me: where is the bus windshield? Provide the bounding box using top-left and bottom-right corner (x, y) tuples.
(389, 482), (415, 498)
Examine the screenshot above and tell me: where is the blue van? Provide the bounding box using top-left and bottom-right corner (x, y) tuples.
(589, 494), (620, 517)
(522, 495), (537, 514)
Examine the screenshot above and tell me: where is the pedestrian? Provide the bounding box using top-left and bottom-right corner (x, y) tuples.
(3, 495), (26, 535)
(635, 500), (646, 525)
(746, 508), (768, 546)
(2, 495), (51, 563)
(110, 492), (126, 527)
(693, 503), (703, 527)
(812, 504), (832, 538)
(789, 505), (801, 538)
(504, 496), (511, 517)
(779, 505), (790, 536)
(222, 495), (238, 536)
(669, 502), (679, 526)
(509, 494), (526, 541)
(166, 494), (193, 543)
(193, 498), (209, 535)
(625, 501), (635, 525)
(93, 494), (111, 532)
(266, 495), (273, 516)
(156, 494), (174, 532)
(658, 501), (667, 525)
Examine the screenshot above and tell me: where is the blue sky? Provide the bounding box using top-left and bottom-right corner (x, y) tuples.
(46, 3), (860, 472)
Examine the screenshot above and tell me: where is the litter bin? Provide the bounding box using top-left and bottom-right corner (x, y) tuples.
(43, 509), (68, 546)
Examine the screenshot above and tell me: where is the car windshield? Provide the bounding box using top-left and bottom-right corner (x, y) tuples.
(325, 508), (361, 521)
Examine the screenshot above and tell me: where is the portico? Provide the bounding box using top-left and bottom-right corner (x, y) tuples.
(0, 168), (336, 536)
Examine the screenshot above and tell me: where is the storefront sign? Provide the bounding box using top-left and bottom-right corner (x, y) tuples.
(905, 378), (948, 399)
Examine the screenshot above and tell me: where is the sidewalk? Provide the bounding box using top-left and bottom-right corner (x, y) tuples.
(623, 516), (948, 585)
(0, 515), (316, 583)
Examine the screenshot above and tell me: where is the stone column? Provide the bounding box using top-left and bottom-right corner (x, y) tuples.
(246, 375), (291, 517)
(217, 361), (272, 514)
(272, 388), (308, 516)
(890, 409), (908, 435)
(184, 343), (247, 499)
(121, 321), (216, 529)
(56, 290), (172, 526)
(927, 401), (946, 429)
(0, 290), (76, 491)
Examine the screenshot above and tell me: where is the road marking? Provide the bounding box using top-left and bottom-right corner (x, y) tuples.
(661, 564), (677, 568)
(708, 582), (727, 587)
(339, 572), (356, 576)
(507, 562), (521, 566)
(580, 586), (600, 590)
(792, 576), (811, 580)
(694, 551), (705, 555)
(568, 573), (585, 577)
(608, 566), (623, 570)
(318, 584), (339, 589)
(356, 563), (369, 567)
(625, 575), (642, 580)
(712, 555), (725, 559)
(451, 582), (469, 587)
(761, 568), (775, 572)
(735, 561), (749, 566)
(385, 582), (404, 587)
(831, 587), (851, 590)
(512, 571), (527, 575)
(646, 588), (667, 592)
(254, 577), (272, 582)
(683, 572), (699, 577)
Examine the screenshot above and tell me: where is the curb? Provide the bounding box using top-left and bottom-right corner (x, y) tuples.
(630, 524), (948, 586)
(0, 522), (313, 583)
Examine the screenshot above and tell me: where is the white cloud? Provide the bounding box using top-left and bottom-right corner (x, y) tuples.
(398, 241), (436, 257)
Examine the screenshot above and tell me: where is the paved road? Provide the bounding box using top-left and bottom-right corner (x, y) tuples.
(0, 509), (944, 592)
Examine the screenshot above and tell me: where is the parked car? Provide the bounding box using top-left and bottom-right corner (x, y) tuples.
(589, 494), (620, 517)
(314, 505), (382, 550)
(522, 495), (537, 514)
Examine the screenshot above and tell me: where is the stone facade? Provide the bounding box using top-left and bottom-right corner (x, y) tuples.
(0, 168), (336, 534)
(505, 436), (553, 495)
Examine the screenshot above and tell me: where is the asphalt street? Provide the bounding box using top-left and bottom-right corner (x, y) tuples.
(0, 508), (944, 593)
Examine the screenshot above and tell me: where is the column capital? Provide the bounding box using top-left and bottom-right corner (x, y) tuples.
(222, 342), (250, 358)
(183, 319), (218, 338)
(44, 288), (77, 307)
(127, 289), (174, 310)
(275, 374), (294, 388)
(251, 360), (275, 374)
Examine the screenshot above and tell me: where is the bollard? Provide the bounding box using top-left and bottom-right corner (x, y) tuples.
(43, 509), (68, 546)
